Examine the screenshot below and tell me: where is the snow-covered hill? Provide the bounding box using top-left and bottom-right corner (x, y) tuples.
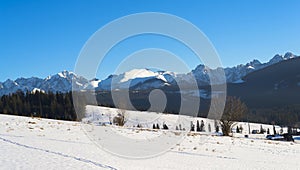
(97, 69), (178, 90)
(1, 107), (300, 169)
(84, 105), (285, 134)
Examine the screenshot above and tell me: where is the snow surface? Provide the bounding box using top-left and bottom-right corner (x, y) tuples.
(97, 69), (172, 90)
(121, 69), (158, 82)
(1, 106), (300, 169)
(90, 79), (101, 88)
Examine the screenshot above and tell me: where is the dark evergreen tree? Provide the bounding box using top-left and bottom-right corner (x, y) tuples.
(200, 120), (205, 132)
(163, 123), (169, 130)
(196, 120), (200, 132)
(214, 120), (219, 133)
(236, 126), (240, 133)
(216, 125), (219, 133)
(156, 123), (160, 129)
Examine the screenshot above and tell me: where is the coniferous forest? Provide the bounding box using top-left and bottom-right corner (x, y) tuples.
(0, 91), (77, 121)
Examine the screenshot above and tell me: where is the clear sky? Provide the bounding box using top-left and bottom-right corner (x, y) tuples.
(1, 0), (300, 81)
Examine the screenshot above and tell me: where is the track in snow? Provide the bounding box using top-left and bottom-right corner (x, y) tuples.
(0, 135), (118, 170)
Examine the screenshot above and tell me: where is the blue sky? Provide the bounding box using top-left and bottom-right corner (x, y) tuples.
(1, 0), (300, 81)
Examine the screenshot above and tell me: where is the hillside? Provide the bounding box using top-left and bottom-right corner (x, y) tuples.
(229, 57), (300, 108)
(1, 108), (300, 169)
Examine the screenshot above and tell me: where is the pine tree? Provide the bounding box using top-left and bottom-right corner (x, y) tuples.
(215, 124), (220, 133)
(236, 126), (240, 133)
(214, 120), (219, 133)
(156, 123), (160, 129)
(196, 120), (200, 132)
(200, 120), (205, 132)
(163, 123), (168, 130)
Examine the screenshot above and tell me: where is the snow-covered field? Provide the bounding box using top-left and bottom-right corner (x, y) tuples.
(1, 107), (300, 170)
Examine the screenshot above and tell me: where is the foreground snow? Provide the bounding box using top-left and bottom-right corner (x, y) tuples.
(0, 112), (300, 169)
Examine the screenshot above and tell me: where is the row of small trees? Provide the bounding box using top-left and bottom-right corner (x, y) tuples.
(153, 123), (169, 130)
(113, 96), (247, 136)
(190, 120), (215, 133)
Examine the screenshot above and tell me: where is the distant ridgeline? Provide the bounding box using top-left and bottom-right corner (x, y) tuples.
(0, 91), (77, 121)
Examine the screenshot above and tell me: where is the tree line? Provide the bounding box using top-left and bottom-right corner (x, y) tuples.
(1, 90), (299, 130)
(0, 91), (77, 121)
(246, 106), (300, 127)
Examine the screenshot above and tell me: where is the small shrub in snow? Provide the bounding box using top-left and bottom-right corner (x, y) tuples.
(113, 109), (127, 126)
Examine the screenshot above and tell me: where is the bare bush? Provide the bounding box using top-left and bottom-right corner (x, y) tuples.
(219, 96), (247, 136)
(113, 109), (127, 126)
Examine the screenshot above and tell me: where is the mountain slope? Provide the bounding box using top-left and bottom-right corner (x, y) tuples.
(228, 57), (300, 108)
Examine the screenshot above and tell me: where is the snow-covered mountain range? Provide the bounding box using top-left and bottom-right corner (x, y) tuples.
(97, 52), (299, 90)
(0, 52), (298, 96)
(0, 71), (92, 96)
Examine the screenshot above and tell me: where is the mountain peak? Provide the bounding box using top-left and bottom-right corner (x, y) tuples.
(249, 59), (261, 65)
(284, 52), (296, 59)
(57, 70), (76, 78)
(3, 79), (18, 86)
(269, 54), (284, 64)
